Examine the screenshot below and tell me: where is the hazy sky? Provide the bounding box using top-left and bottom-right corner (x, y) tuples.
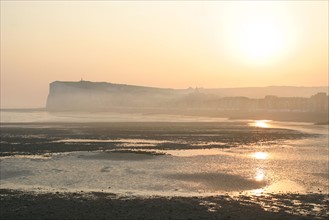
(1, 1), (328, 108)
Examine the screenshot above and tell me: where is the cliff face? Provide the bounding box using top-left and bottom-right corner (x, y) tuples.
(46, 81), (328, 112)
(46, 81), (183, 111)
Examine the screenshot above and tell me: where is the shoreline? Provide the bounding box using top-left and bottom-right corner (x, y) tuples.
(1, 108), (328, 124)
(1, 189), (328, 220)
(1, 119), (328, 219)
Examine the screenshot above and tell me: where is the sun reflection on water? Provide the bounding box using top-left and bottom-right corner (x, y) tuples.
(251, 120), (272, 128)
(254, 169), (266, 182)
(252, 188), (265, 196)
(253, 152), (269, 160)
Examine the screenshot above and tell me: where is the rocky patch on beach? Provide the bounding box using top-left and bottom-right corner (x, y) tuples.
(1, 189), (328, 220)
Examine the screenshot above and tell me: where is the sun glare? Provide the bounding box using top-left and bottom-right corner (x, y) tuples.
(222, 2), (294, 65)
(255, 169), (266, 182)
(253, 152), (269, 160)
(255, 120), (269, 128)
(251, 120), (271, 128)
(238, 20), (284, 62)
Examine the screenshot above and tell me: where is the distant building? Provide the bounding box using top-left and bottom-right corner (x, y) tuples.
(309, 93), (328, 112)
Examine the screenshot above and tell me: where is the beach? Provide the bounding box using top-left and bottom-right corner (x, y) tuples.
(1, 111), (328, 219)
(1, 189), (328, 220)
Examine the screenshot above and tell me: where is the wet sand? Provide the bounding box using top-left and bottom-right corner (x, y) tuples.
(1, 189), (328, 220)
(0, 122), (314, 156)
(1, 121), (328, 219)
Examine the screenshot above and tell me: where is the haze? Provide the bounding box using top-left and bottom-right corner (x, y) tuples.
(1, 1), (328, 108)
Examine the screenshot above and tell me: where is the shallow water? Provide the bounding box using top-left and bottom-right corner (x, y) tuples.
(1, 111), (328, 197)
(0, 110), (230, 123)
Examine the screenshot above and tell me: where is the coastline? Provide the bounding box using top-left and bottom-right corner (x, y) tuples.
(1, 113), (328, 219)
(1, 107), (328, 124)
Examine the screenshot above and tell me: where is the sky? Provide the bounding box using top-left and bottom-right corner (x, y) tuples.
(1, 1), (328, 108)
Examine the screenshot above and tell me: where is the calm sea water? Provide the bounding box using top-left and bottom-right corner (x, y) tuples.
(0, 110), (328, 196)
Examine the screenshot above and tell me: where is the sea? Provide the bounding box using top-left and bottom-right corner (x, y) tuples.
(0, 109), (328, 197)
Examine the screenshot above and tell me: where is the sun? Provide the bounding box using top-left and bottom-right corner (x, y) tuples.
(238, 20), (284, 63)
(221, 2), (293, 65)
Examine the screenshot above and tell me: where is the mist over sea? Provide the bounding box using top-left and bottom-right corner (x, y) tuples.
(0, 109), (230, 123)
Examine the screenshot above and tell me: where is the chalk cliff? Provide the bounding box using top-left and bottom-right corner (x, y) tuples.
(46, 81), (185, 111)
(46, 81), (328, 112)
